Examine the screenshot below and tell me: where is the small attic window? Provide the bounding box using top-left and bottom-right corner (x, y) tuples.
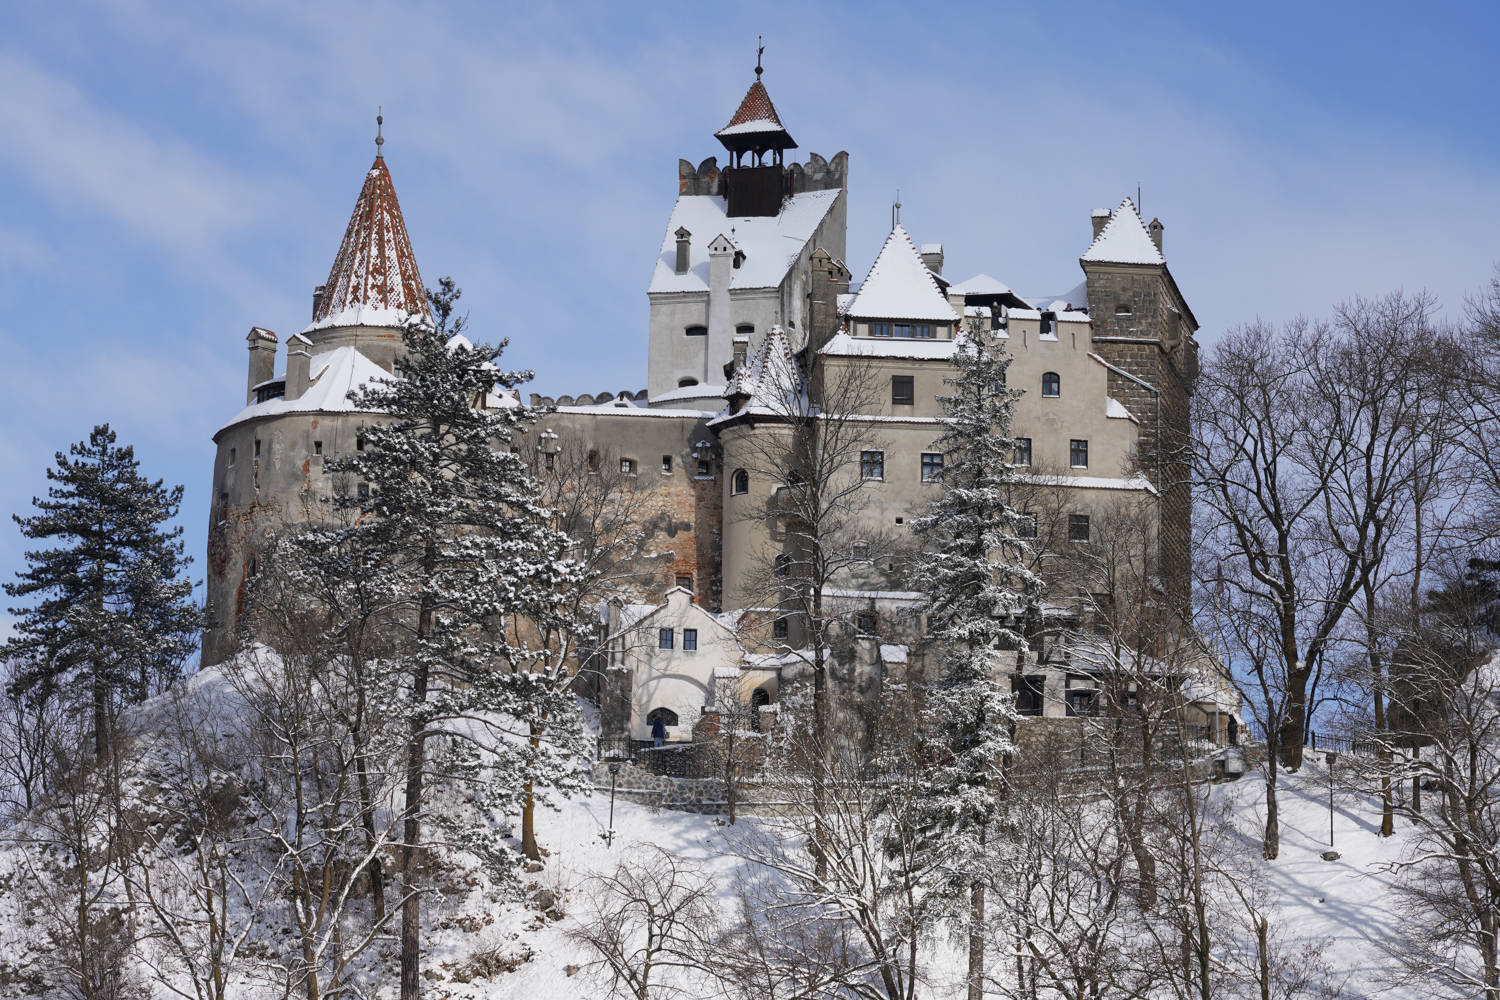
(1116, 304), (1133, 316)
(678, 377), (699, 388)
(685, 325), (707, 337)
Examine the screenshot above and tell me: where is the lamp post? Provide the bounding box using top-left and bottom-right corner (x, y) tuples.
(607, 761), (621, 848)
(1325, 751), (1338, 847)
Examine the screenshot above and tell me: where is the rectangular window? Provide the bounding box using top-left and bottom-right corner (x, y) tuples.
(857, 613), (877, 635)
(1016, 513), (1037, 539)
(357, 483), (370, 500)
(892, 375), (914, 405)
(861, 450), (885, 480)
(659, 628), (674, 650)
(912, 323), (932, 338)
(313, 441), (322, 456)
(229, 447), (236, 467)
(697, 459), (711, 476)
(676, 575), (693, 592)
(1070, 439), (1089, 468)
(1069, 514), (1091, 542)
(921, 453), (943, 482)
(662, 455), (673, 473)
(254, 439), (261, 458)
(773, 618), (789, 639)
(356, 436), (365, 451)
(1016, 675), (1046, 716)
(894, 323), (911, 338)
(544, 452), (555, 470)
(1014, 438), (1032, 467)
(871, 322), (891, 337)
(1066, 689), (1097, 718)
(621, 458), (637, 474)
(683, 629), (698, 651)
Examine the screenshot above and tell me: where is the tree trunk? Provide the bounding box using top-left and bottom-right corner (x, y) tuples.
(521, 776), (538, 861)
(1278, 656), (1311, 771)
(400, 556), (436, 1000)
(1256, 915), (1270, 1000)
(969, 883), (984, 1000)
(1263, 753), (1280, 860)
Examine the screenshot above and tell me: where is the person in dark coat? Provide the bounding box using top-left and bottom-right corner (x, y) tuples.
(651, 715), (667, 748)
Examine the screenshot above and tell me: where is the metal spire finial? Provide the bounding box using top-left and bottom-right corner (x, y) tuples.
(376, 105), (384, 158)
(756, 36), (764, 78)
(892, 190), (902, 231)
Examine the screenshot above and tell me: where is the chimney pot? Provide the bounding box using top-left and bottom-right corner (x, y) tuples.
(245, 327), (279, 405)
(919, 244), (943, 276)
(1148, 218), (1164, 253)
(285, 333), (313, 401)
(1091, 208), (1112, 240)
(674, 227), (691, 275)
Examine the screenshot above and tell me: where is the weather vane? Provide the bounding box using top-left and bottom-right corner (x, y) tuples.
(756, 36), (764, 78)
(892, 190), (902, 230)
(376, 105), (384, 158)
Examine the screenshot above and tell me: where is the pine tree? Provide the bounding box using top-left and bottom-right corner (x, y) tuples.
(327, 283), (588, 1000)
(909, 322), (1040, 1000)
(4, 425), (201, 760)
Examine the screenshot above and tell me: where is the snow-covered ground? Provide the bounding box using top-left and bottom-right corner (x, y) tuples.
(428, 759), (1408, 1000)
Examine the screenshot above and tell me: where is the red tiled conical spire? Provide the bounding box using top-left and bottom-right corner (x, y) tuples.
(311, 156), (431, 328)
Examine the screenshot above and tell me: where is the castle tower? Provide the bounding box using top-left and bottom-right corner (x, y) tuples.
(1079, 197), (1199, 609)
(648, 60), (848, 401)
(202, 144), (432, 665)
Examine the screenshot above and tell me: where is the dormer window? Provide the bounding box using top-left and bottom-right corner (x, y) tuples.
(894, 324), (911, 338)
(870, 322), (891, 337)
(685, 325), (707, 337)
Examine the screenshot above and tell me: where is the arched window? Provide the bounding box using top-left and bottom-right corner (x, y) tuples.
(1042, 372), (1060, 397)
(774, 554), (791, 577)
(678, 377), (699, 388)
(751, 688), (770, 708)
(732, 468), (749, 495)
(737, 324), (755, 337)
(685, 325), (707, 337)
(1115, 304), (1132, 316)
(647, 707), (680, 727)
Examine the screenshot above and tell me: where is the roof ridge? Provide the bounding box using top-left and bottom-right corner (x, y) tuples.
(312, 157), (433, 327)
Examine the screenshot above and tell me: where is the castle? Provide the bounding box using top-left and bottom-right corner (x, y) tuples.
(204, 64), (1226, 744)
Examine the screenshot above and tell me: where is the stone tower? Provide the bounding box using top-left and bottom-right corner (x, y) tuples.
(202, 148), (433, 665)
(1080, 197), (1199, 609)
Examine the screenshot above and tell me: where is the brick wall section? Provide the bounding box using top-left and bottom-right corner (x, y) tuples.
(621, 472), (724, 611)
(1085, 263), (1199, 611)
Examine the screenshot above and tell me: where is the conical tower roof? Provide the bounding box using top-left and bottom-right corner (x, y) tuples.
(715, 75), (796, 154)
(309, 156), (432, 331)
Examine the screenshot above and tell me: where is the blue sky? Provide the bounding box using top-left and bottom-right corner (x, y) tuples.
(3, 1), (1500, 620)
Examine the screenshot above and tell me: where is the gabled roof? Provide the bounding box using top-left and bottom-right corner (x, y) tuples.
(948, 273), (1013, 297)
(844, 225), (960, 323)
(648, 189), (841, 294)
(1080, 197), (1164, 266)
(307, 157), (433, 332)
(715, 78), (796, 150)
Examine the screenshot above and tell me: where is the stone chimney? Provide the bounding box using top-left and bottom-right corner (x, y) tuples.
(919, 244), (943, 276)
(1149, 218), (1164, 253)
(246, 327), (278, 404)
(674, 227), (692, 275)
(808, 246), (851, 353)
(285, 333), (313, 401)
(312, 285), (325, 320)
(1092, 208), (1112, 239)
(707, 233), (736, 385)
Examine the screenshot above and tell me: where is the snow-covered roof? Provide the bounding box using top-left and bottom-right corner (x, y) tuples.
(1080, 197), (1164, 266)
(844, 225), (960, 322)
(949, 273), (1014, 297)
(1106, 397), (1138, 422)
(649, 383), (727, 406)
(1008, 308), (1090, 323)
(305, 157), (433, 333)
(710, 326), (805, 425)
(218, 346), (389, 433)
(1014, 474), (1157, 494)
(648, 190), (841, 294)
(820, 331), (958, 360)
